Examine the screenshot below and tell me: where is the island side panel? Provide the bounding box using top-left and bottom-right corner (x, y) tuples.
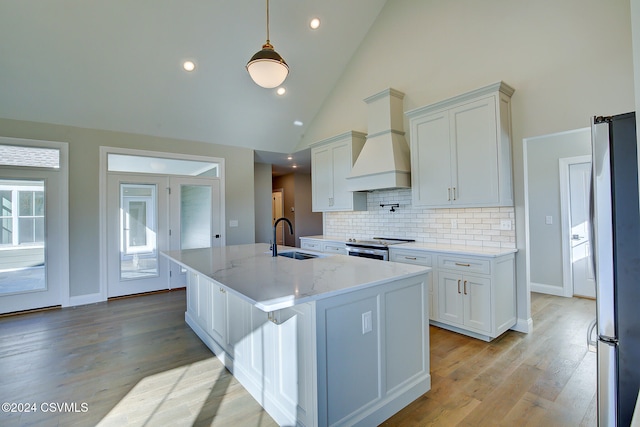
(315, 272), (431, 427)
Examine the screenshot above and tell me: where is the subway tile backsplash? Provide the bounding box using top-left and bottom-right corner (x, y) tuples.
(324, 189), (516, 249)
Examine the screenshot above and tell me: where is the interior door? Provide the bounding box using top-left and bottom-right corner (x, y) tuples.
(272, 190), (284, 245)
(168, 176), (222, 288)
(107, 174), (169, 297)
(570, 162), (596, 298)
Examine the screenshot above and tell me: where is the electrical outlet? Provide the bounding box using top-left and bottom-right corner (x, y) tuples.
(362, 311), (372, 334)
(451, 219), (458, 229)
(500, 219), (512, 230)
(545, 215), (553, 225)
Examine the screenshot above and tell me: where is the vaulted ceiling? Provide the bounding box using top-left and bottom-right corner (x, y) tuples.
(0, 1), (387, 161)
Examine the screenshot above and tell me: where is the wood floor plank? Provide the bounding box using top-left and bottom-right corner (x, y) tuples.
(0, 290), (596, 426)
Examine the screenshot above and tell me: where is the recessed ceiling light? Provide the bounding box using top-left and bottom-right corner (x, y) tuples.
(287, 155), (293, 160)
(292, 165), (298, 168)
(183, 61), (196, 72)
(309, 17), (321, 30)
(276, 87), (286, 96)
(293, 120), (303, 126)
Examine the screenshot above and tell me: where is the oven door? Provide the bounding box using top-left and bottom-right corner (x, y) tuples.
(346, 246), (388, 261)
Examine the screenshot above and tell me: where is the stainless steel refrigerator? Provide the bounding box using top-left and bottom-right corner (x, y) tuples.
(591, 112), (640, 426)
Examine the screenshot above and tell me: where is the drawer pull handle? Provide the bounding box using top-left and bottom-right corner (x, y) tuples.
(464, 280), (468, 295)
(405, 256), (417, 260)
(457, 279), (461, 294)
(455, 262), (471, 267)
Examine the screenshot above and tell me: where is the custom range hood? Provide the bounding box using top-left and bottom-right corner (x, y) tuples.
(346, 88), (411, 191)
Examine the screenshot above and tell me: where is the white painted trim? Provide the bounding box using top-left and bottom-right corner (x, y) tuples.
(512, 317), (533, 334)
(68, 292), (103, 307)
(530, 281), (567, 297)
(99, 146), (226, 302)
(559, 154), (592, 298)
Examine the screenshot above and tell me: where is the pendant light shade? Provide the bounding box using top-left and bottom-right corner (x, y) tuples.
(246, 0), (289, 88)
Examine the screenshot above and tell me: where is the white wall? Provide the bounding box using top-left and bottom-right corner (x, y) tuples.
(298, 0), (634, 330)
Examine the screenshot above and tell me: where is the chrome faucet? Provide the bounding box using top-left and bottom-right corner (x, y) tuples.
(272, 217), (294, 257)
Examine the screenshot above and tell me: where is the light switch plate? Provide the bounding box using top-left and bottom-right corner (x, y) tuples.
(545, 215), (553, 225)
(229, 220), (239, 227)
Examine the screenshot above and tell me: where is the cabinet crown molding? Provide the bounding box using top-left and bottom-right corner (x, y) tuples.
(405, 81), (515, 119)
(309, 130), (367, 147)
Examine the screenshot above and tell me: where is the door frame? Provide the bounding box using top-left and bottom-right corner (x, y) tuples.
(559, 155), (592, 297)
(99, 146), (225, 303)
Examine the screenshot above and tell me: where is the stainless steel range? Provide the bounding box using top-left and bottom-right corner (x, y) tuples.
(345, 237), (415, 261)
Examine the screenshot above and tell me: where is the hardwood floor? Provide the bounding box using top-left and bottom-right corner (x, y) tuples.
(0, 291), (596, 426)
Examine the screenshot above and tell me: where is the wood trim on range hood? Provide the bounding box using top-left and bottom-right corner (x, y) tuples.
(346, 88), (411, 192)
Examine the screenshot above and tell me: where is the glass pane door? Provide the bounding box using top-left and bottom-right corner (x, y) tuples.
(107, 174), (168, 298)
(0, 179), (46, 295)
(169, 177), (221, 289)
(120, 184), (158, 280)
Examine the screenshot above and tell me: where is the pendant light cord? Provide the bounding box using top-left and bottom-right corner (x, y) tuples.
(265, 0), (271, 44)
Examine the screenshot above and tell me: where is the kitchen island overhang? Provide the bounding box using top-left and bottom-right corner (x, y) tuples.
(162, 243), (432, 426)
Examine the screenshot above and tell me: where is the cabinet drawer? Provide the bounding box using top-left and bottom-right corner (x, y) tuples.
(322, 243), (347, 255)
(300, 240), (322, 251)
(438, 255), (490, 275)
(390, 249), (432, 266)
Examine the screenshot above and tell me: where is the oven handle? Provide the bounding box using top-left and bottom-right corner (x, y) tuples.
(346, 247), (388, 261)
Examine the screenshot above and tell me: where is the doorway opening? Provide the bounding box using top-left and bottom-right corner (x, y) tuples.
(100, 148), (225, 300)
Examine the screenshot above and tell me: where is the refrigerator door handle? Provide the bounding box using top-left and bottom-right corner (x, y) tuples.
(587, 318), (598, 352)
(592, 119), (617, 340)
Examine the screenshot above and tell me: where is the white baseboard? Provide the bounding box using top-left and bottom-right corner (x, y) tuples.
(66, 292), (105, 307)
(530, 282), (568, 297)
(511, 317), (533, 334)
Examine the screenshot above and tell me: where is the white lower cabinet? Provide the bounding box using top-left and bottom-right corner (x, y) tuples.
(300, 237), (347, 255)
(186, 272), (314, 427)
(390, 248), (436, 320)
(185, 268), (431, 426)
(390, 247), (516, 341)
(438, 271), (491, 333)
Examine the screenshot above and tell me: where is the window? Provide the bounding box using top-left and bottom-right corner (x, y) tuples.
(0, 181), (45, 247)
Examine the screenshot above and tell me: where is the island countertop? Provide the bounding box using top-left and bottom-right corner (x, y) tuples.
(162, 243), (430, 311)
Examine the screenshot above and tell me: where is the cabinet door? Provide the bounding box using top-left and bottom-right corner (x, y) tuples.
(411, 110), (452, 207)
(437, 271), (464, 326)
(450, 96), (499, 205)
(463, 275), (492, 333)
(226, 291), (246, 357)
(330, 140), (354, 210)
(209, 285), (227, 346)
(272, 304), (313, 426)
(312, 144), (333, 211)
(196, 276), (211, 331)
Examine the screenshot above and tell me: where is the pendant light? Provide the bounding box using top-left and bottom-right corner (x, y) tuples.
(246, 0), (289, 88)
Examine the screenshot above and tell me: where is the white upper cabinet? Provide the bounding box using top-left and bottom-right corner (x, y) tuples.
(311, 131), (368, 212)
(406, 82), (515, 208)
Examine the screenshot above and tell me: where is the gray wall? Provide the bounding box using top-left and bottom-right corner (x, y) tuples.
(254, 162), (273, 244)
(0, 117), (255, 298)
(296, 0), (635, 329)
(525, 128), (591, 290)
(292, 173), (323, 244)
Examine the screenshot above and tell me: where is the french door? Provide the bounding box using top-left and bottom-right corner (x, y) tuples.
(106, 174), (221, 298)
(0, 169), (67, 313)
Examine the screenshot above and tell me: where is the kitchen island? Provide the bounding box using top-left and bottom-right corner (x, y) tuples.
(162, 243), (431, 427)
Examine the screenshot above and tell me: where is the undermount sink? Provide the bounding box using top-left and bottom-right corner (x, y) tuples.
(278, 251), (319, 260)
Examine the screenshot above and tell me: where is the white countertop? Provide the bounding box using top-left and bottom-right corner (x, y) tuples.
(300, 235), (517, 257)
(162, 243), (430, 312)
